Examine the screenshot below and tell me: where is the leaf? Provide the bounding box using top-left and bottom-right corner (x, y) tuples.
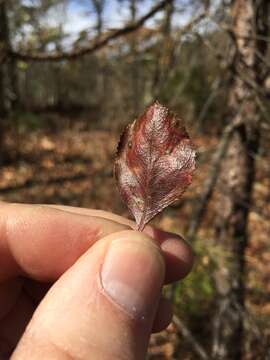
(114, 101), (196, 231)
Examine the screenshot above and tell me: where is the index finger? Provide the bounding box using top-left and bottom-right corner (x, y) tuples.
(45, 205), (194, 282)
(0, 203), (129, 282)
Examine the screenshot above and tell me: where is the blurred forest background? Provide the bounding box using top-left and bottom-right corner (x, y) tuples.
(0, 0), (270, 359)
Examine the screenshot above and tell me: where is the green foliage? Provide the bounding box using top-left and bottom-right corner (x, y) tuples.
(172, 239), (218, 316)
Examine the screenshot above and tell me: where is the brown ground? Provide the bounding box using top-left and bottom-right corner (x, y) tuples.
(1, 123), (269, 359)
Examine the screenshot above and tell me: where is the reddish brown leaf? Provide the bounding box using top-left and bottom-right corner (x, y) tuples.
(114, 101), (196, 231)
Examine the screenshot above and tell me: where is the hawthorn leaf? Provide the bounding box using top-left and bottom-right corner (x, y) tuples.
(114, 101), (196, 231)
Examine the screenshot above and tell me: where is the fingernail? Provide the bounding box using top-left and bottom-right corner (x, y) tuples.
(101, 234), (165, 320)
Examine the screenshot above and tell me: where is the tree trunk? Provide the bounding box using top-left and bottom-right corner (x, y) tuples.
(151, 0), (174, 100)
(91, 0), (105, 38)
(129, 0), (140, 115)
(91, 0), (106, 120)
(0, 0), (9, 164)
(0, 59), (5, 118)
(212, 1), (269, 359)
(0, 0), (8, 116)
(8, 57), (19, 111)
(1, 1), (19, 113)
(0, 67), (5, 159)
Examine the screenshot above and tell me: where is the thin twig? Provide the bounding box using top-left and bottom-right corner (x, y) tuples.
(197, 77), (222, 128)
(173, 315), (211, 360)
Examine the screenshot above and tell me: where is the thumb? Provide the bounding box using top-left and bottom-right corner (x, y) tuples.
(12, 230), (165, 360)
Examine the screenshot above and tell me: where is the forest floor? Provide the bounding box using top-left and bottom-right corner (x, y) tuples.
(0, 119), (269, 359)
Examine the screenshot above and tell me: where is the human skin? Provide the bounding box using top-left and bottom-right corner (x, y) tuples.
(0, 202), (194, 359)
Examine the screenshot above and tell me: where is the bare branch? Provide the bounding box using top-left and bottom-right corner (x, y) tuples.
(187, 118), (243, 240)
(9, 0), (173, 62)
(196, 33), (270, 100)
(206, 15), (270, 44)
(173, 315), (211, 360)
(197, 77), (223, 127)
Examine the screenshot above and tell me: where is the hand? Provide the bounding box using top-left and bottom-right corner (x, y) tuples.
(0, 203), (193, 360)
